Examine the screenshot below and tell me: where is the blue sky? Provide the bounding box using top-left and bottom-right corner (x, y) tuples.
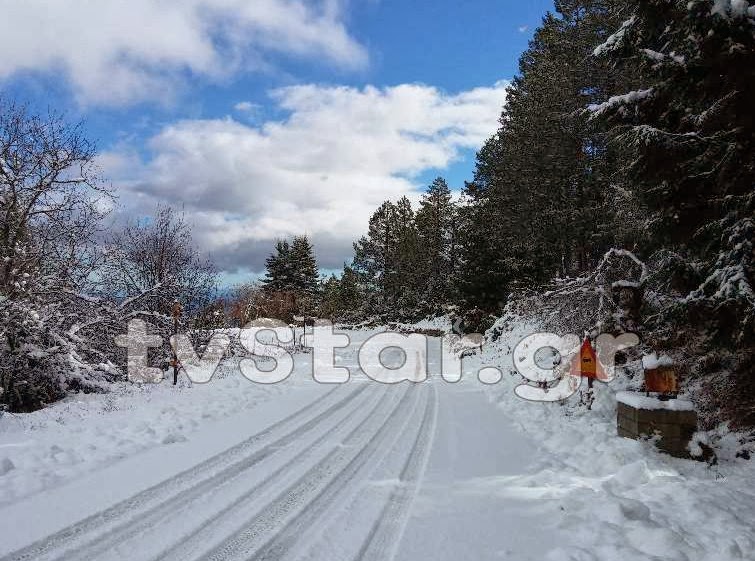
(0, 0), (554, 281)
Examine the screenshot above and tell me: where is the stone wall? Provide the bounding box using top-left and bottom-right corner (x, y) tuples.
(617, 397), (697, 458)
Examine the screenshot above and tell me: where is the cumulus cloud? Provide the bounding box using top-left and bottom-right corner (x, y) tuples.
(0, 0), (367, 105)
(103, 81), (509, 274)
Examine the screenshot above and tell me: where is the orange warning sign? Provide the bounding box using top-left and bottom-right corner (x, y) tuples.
(571, 338), (605, 381)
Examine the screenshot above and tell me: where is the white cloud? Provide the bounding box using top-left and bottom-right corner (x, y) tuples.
(0, 0), (367, 106)
(103, 81), (509, 273)
(234, 101), (259, 112)
(518, 25), (530, 33)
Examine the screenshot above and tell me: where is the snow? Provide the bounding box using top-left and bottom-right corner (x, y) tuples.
(709, 0), (755, 19)
(643, 49), (685, 65)
(393, 314), (455, 333)
(0, 358), (290, 507)
(0, 457), (14, 476)
(643, 48), (666, 62)
(712, 0), (731, 17)
(687, 218), (754, 312)
(613, 279), (641, 289)
(616, 391), (695, 411)
(473, 315), (755, 561)
(711, 0), (751, 18)
(593, 16), (636, 56)
(642, 352), (675, 370)
(588, 89), (654, 116)
(0, 323), (753, 561)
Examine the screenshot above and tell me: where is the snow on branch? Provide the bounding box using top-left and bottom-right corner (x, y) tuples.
(117, 283), (164, 310)
(593, 16), (636, 56)
(688, 218), (755, 307)
(642, 49), (685, 65)
(533, 249), (649, 335)
(588, 89), (654, 116)
(709, 0), (755, 20)
(545, 249), (648, 300)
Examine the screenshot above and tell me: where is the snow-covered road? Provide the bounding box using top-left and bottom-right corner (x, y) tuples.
(0, 328), (560, 561)
(1, 326), (753, 561)
(0, 381), (556, 559)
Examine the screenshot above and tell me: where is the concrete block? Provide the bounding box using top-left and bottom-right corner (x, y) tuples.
(615, 393), (697, 459)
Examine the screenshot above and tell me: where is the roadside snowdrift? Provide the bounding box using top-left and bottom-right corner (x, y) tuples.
(469, 313), (755, 561)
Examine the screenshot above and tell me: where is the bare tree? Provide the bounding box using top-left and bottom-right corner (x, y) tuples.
(102, 205), (217, 318)
(229, 283), (264, 326)
(0, 104), (221, 412)
(0, 99), (109, 296)
(0, 100), (115, 411)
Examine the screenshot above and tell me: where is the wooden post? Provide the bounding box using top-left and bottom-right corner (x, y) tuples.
(299, 304), (305, 349)
(171, 300), (182, 386)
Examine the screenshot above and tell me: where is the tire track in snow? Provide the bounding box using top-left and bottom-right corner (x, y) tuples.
(151, 385), (392, 561)
(52, 384), (373, 561)
(250, 385), (427, 561)
(0, 384), (364, 561)
(200, 385), (416, 561)
(355, 382), (438, 561)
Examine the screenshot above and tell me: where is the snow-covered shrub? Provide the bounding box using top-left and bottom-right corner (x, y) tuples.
(0, 100), (118, 411)
(514, 248), (649, 339)
(0, 296), (66, 411)
(0, 290), (122, 411)
(0, 101), (220, 411)
(502, 240), (754, 429)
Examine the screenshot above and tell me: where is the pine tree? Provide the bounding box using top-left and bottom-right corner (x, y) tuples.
(262, 235), (320, 315)
(352, 197), (426, 319)
(262, 240), (293, 292)
(415, 177), (456, 310)
(318, 274), (341, 320)
(318, 265), (364, 321)
(456, 0), (628, 313)
(353, 200), (396, 315)
(338, 265), (362, 314)
(593, 0), (755, 423)
(289, 235), (320, 297)
(391, 196), (423, 316)
(594, 0), (754, 257)
(456, 177), (512, 314)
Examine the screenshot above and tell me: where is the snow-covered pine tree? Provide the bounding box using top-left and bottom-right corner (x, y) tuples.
(415, 177), (456, 313)
(289, 235), (320, 297)
(593, 0), (755, 425)
(456, 0), (628, 318)
(262, 240), (293, 292)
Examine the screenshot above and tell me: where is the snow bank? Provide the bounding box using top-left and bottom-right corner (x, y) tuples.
(0, 358), (284, 507)
(473, 312), (755, 561)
